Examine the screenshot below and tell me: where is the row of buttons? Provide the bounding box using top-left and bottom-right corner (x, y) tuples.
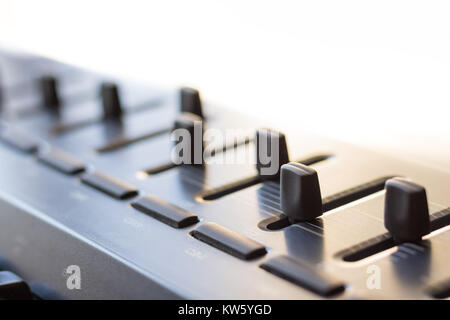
(189, 222), (345, 296)
(0, 124), (346, 298)
(0, 125), (202, 225)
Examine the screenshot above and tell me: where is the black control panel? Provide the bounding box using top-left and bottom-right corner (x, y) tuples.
(0, 48), (449, 299)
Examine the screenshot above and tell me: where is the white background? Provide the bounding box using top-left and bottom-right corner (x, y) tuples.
(0, 0), (449, 171)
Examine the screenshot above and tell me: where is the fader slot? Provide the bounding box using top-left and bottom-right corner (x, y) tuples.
(124, 98), (164, 115)
(10, 104), (44, 118)
(50, 99), (163, 136)
(199, 154), (331, 201)
(321, 176), (392, 212)
(97, 119), (249, 155)
(204, 135), (252, 158)
(337, 207), (450, 262)
(4, 73), (100, 120)
(201, 176), (261, 201)
(142, 134), (253, 176)
(96, 127), (172, 153)
(50, 118), (99, 135)
(144, 162), (177, 175)
(259, 176), (394, 231)
(17, 78), (163, 138)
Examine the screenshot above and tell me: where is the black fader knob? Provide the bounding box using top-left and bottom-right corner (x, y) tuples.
(180, 87), (203, 119)
(281, 162), (323, 223)
(384, 177), (431, 242)
(172, 112), (203, 166)
(40, 75), (61, 111)
(101, 82), (123, 120)
(256, 128), (289, 180)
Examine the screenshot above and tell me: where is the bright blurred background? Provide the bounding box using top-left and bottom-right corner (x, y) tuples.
(0, 0), (449, 170)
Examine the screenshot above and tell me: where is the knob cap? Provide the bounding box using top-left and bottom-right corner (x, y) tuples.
(40, 75), (60, 111)
(281, 162), (323, 223)
(180, 87), (203, 119)
(256, 128), (289, 180)
(384, 177), (430, 242)
(101, 82), (122, 120)
(172, 112), (203, 165)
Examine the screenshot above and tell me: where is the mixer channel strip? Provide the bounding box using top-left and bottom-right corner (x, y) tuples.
(0, 48), (449, 300)
(337, 206), (450, 262)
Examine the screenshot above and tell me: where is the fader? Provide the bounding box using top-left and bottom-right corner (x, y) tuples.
(0, 48), (449, 300)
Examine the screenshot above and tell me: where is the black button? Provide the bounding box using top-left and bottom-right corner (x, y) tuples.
(191, 222), (266, 260)
(131, 195), (199, 228)
(38, 148), (85, 175)
(261, 255), (345, 297)
(81, 172), (138, 199)
(0, 128), (39, 153)
(0, 271), (32, 300)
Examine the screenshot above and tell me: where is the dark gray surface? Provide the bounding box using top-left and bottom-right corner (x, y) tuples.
(0, 49), (449, 299)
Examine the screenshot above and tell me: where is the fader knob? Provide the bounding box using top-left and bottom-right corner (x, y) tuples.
(40, 75), (61, 111)
(180, 87), (203, 119)
(384, 177), (431, 242)
(281, 162), (323, 223)
(101, 82), (122, 120)
(256, 128), (289, 180)
(172, 112), (203, 166)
